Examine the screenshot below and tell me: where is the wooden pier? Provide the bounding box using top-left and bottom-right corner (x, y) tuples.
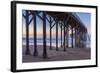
(23, 10), (88, 59)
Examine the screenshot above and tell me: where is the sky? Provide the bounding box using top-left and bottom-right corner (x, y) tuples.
(76, 12), (91, 35)
(22, 10), (91, 38)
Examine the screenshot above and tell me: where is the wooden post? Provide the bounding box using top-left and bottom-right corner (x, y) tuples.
(25, 10), (30, 55)
(43, 12), (47, 58)
(61, 23), (62, 48)
(56, 20), (58, 51)
(81, 32), (83, 48)
(33, 13), (38, 56)
(72, 27), (73, 48)
(75, 28), (76, 48)
(85, 33), (87, 48)
(50, 17), (52, 50)
(64, 21), (66, 51)
(84, 32), (86, 48)
(66, 26), (68, 48)
(79, 32), (81, 48)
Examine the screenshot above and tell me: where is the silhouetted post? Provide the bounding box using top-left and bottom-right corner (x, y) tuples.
(75, 28), (77, 48)
(81, 32), (83, 48)
(79, 31), (81, 48)
(25, 10), (30, 55)
(43, 12), (47, 59)
(85, 33), (87, 48)
(33, 12), (38, 56)
(50, 17), (52, 50)
(66, 26), (68, 48)
(71, 27), (73, 48)
(63, 21), (66, 51)
(82, 31), (85, 48)
(61, 23), (62, 48)
(56, 20), (58, 51)
(84, 33), (87, 48)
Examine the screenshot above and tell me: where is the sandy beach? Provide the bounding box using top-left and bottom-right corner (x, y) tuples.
(22, 45), (91, 63)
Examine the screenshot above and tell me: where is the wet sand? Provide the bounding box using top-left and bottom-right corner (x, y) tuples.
(22, 45), (91, 63)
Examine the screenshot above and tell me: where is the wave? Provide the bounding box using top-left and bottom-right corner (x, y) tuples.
(22, 37), (91, 48)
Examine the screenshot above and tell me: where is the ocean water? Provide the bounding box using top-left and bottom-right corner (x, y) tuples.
(22, 37), (91, 48)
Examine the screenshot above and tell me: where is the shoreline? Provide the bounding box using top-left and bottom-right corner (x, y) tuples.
(22, 45), (91, 63)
